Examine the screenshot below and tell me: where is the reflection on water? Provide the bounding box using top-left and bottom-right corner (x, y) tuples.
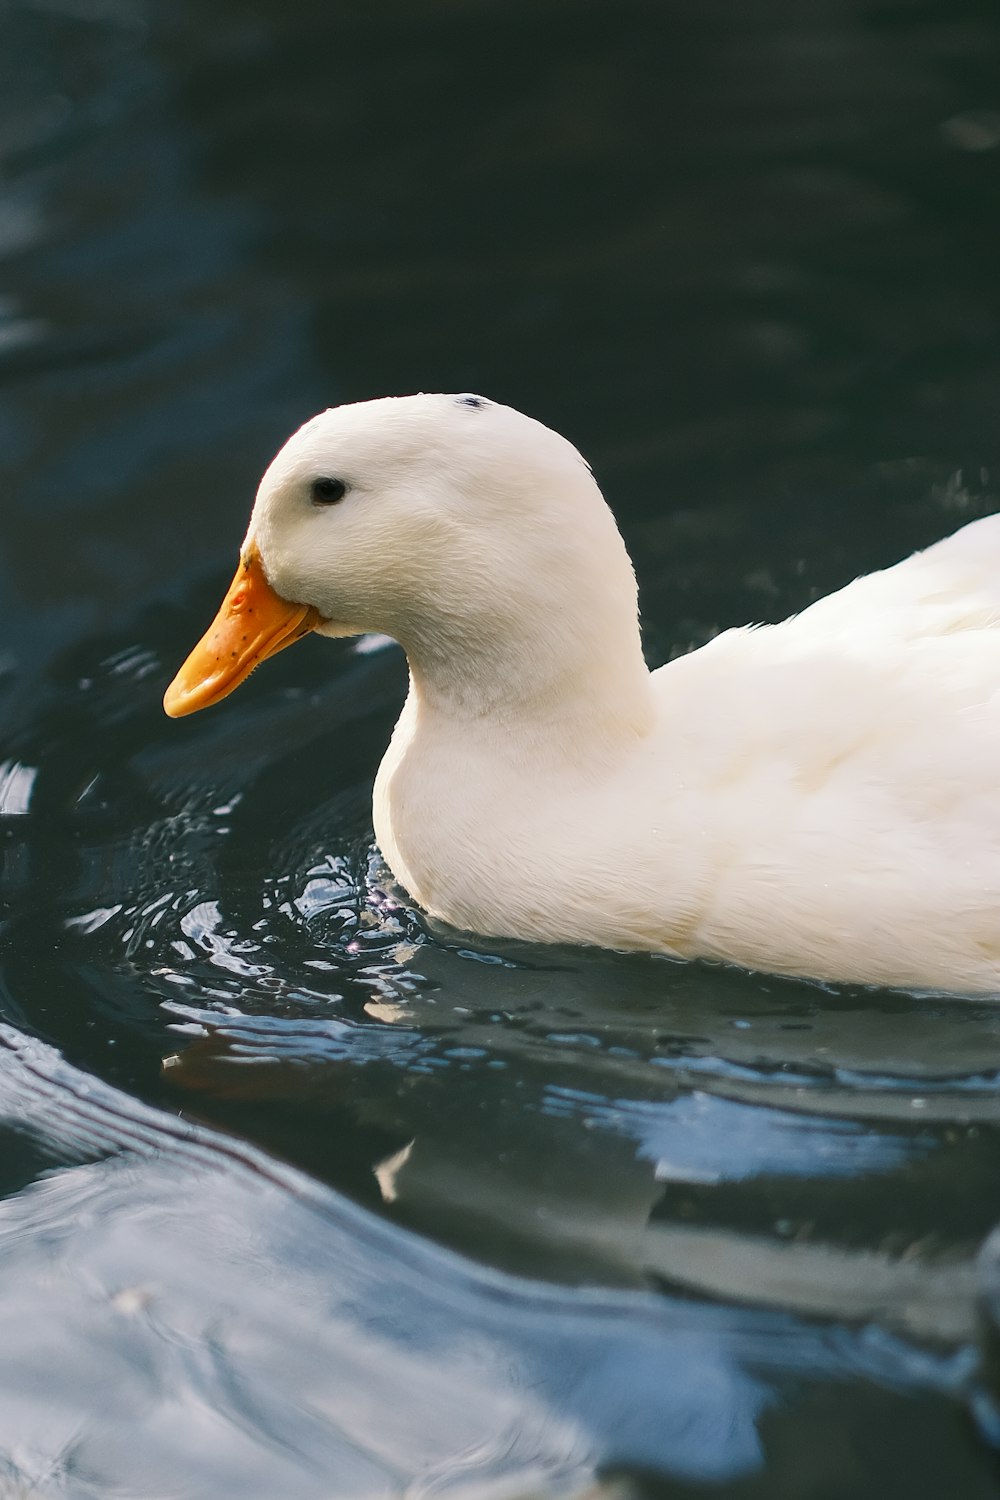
(0, 1024), (984, 1498)
(2, 0), (1000, 1495)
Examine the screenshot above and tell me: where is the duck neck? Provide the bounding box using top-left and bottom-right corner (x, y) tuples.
(399, 596), (655, 766)
(386, 462), (656, 763)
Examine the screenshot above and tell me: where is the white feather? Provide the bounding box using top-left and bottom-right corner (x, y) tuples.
(248, 394), (1000, 993)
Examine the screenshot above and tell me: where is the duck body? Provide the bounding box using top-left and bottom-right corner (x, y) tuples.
(165, 395), (1000, 994)
(375, 514), (1000, 993)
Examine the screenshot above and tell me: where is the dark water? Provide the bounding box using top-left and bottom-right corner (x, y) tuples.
(2, 1), (1000, 1494)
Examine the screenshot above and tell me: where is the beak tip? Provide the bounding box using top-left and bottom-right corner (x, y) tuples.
(163, 679), (195, 718)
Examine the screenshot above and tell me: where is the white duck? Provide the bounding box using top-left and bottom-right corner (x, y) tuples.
(165, 394), (1000, 994)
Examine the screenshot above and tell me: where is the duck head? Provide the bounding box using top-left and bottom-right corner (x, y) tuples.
(163, 393), (649, 726)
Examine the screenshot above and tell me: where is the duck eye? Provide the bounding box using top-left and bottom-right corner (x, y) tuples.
(311, 477), (347, 506)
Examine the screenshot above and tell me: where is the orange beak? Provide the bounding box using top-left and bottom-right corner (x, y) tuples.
(163, 542), (322, 718)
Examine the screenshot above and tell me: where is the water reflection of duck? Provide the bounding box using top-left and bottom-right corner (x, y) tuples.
(165, 394), (1000, 994)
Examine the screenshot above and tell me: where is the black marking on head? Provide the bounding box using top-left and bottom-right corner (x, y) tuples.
(456, 395), (488, 410)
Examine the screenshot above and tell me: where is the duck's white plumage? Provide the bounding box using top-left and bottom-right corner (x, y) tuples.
(168, 394), (1000, 994)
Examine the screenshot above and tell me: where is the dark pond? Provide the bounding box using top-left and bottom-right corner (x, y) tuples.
(2, 1), (1000, 1494)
